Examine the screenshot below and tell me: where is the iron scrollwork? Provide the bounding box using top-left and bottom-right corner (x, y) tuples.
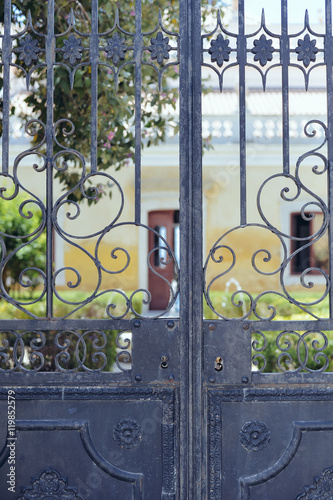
(0, 330), (45, 372)
(52, 162), (179, 319)
(252, 330), (330, 374)
(1, 3), (180, 325)
(202, 8), (324, 91)
(204, 120), (329, 321)
(0, 329), (125, 373)
(143, 9), (179, 91)
(0, 119), (179, 320)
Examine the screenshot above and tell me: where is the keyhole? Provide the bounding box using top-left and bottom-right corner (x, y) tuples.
(215, 356), (223, 371)
(161, 355), (169, 369)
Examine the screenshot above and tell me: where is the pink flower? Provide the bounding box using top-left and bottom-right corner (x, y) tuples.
(130, 10), (135, 16)
(107, 131), (115, 140)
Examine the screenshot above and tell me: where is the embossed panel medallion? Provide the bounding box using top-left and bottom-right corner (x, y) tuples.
(113, 418), (143, 449)
(239, 421), (271, 452)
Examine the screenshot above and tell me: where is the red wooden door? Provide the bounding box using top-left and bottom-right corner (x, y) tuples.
(148, 210), (178, 310)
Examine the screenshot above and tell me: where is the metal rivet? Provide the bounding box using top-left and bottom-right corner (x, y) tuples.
(133, 320), (141, 328)
(209, 376), (215, 383)
(167, 320), (175, 329)
(208, 323), (215, 331)
(135, 374), (142, 382)
(242, 323), (249, 330)
(242, 377), (249, 384)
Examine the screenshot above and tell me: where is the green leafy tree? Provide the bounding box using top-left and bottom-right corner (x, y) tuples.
(0, 193), (46, 294)
(1, 0), (223, 201)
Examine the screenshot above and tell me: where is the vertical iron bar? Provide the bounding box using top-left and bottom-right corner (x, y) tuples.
(134, 0), (142, 224)
(46, 0), (55, 318)
(180, 0), (203, 496)
(238, 0), (247, 226)
(281, 0), (290, 174)
(2, 0), (11, 175)
(325, 0), (333, 317)
(90, 0), (99, 173)
(179, 1), (190, 492)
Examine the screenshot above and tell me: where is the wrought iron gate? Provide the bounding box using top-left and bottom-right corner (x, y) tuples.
(1, 0), (333, 498)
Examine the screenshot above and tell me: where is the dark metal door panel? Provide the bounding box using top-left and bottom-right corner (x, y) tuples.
(208, 390), (333, 500)
(0, 387), (178, 499)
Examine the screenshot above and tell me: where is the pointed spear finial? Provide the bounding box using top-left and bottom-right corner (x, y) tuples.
(115, 8), (120, 28)
(217, 9), (222, 29)
(69, 8), (75, 27)
(158, 9), (163, 27)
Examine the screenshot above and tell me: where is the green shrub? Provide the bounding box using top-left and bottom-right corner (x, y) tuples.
(0, 193), (46, 295)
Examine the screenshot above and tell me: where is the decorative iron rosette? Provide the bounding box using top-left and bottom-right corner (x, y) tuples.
(105, 32), (128, 64)
(295, 33), (319, 68)
(239, 420), (271, 452)
(208, 33), (231, 67)
(113, 418), (143, 449)
(148, 31), (172, 65)
(251, 34), (274, 67)
(17, 34), (41, 66)
(17, 467), (84, 500)
(61, 34), (84, 65)
(296, 466), (333, 499)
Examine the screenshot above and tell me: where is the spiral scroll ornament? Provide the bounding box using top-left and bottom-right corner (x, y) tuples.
(204, 120), (329, 320)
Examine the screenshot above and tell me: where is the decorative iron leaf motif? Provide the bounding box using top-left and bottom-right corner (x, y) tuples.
(252, 34), (275, 67)
(17, 467), (84, 500)
(105, 33), (128, 64)
(296, 466), (333, 499)
(61, 34), (84, 65)
(17, 34), (41, 66)
(208, 33), (231, 68)
(148, 31), (172, 65)
(239, 420), (271, 451)
(113, 418), (143, 449)
(295, 34), (319, 67)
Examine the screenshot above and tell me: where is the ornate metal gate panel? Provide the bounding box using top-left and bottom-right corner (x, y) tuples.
(1, 0), (333, 498)
(202, 1), (333, 499)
